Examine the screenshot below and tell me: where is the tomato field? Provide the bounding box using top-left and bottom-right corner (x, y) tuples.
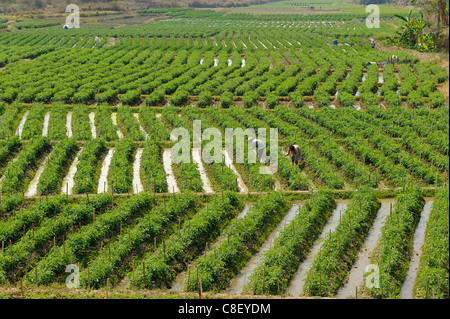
(0, 3), (448, 300)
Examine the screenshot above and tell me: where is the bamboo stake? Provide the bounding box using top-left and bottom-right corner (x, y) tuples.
(262, 265), (266, 294)
(142, 262), (146, 288)
(19, 278), (24, 298)
(163, 238), (166, 258)
(186, 267), (191, 292)
(198, 273), (202, 300)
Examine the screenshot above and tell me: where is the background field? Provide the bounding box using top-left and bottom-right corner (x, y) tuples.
(0, 1), (448, 299)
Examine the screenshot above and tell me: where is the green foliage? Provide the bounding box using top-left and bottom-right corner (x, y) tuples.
(248, 189), (335, 295)
(185, 192), (287, 292)
(26, 193), (155, 286)
(0, 137), (50, 194)
(73, 138), (107, 194)
(414, 186), (449, 299)
(128, 192), (242, 289)
(304, 187), (380, 296)
(220, 91), (234, 108)
(141, 137), (168, 193)
(38, 138), (78, 194)
(80, 192), (199, 289)
(365, 184), (424, 298)
(109, 138), (135, 194)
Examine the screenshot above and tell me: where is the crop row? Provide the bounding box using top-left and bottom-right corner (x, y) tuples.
(414, 186), (449, 299)
(37, 138), (78, 194)
(108, 138), (135, 194)
(363, 185), (424, 298)
(303, 187), (381, 296)
(296, 107), (440, 186)
(72, 138), (107, 194)
(0, 137), (51, 194)
(184, 192), (288, 292)
(128, 191), (242, 289)
(25, 193), (155, 285)
(0, 194), (112, 283)
(246, 189), (335, 295)
(80, 192), (199, 289)
(141, 137), (168, 193)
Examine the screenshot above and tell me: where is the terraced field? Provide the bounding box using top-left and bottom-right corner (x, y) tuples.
(0, 6), (448, 300)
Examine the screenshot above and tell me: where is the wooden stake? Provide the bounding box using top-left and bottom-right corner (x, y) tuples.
(19, 278), (24, 298)
(186, 267), (191, 292)
(163, 238), (166, 258)
(142, 262), (146, 288)
(198, 273), (202, 300)
(262, 265), (266, 294)
(319, 272), (322, 296)
(196, 266), (199, 292)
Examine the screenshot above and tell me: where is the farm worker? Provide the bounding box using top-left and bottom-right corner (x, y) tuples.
(285, 145), (303, 165)
(370, 39), (376, 49)
(248, 137), (269, 164)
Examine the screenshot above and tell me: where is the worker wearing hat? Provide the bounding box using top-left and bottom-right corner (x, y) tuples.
(248, 136), (269, 164)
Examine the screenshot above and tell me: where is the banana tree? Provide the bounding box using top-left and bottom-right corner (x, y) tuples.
(390, 10), (437, 51)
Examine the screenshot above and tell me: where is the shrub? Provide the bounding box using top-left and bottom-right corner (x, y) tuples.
(243, 91), (259, 108)
(120, 89), (141, 106)
(220, 91), (234, 108)
(146, 89), (165, 106)
(337, 91), (355, 107)
(384, 91), (401, 107)
(265, 93), (279, 109)
(289, 91), (304, 108)
(428, 91), (446, 108)
(170, 89), (189, 106)
(197, 90), (212, 108)
(407, 90), (424, 108)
